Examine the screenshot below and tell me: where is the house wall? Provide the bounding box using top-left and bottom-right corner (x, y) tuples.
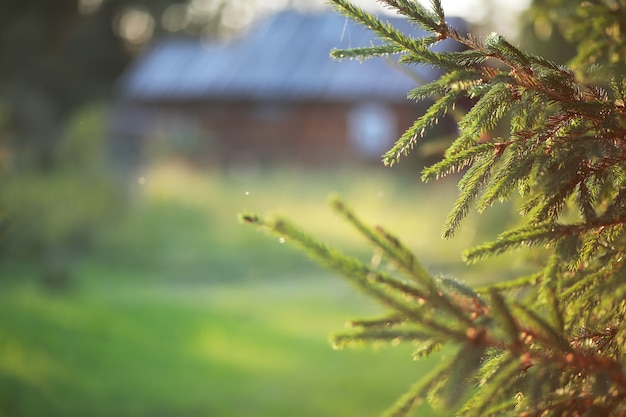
(112, 99), (422, 167)
(196, 100), (420, 166)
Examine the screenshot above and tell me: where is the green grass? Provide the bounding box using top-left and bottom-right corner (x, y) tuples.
(0, 274), (446, 417)
(0, 162), (534, 416)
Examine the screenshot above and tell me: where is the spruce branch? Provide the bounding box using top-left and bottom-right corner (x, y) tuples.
(517, 314), (569, 355)
(411, 338), (443, 360)
(240, 212), (469, 340)
(243, 1), (626, 415)
(240, 213), (422, 314)
(428, 0), (445, 23)
(379, 0), (442, 33)
(455, 355), (522, 417)
(433, 343), (486, 409)
(348, 314), (406, 329)
(421, 142), (497, 182)
(383, 89), (462, 166)
(541, 255), (566, 334)
(474, 271), (543, 294)
(331, 197), (477, 325)
(464, 223), (567, 263)
(489, 289), (522, 344)
(331, 328), (432, 349)
(475, 142), (533, 212)
(442, 152), (501, 238)
(329, 196), (431, 282)
(243, 196), (626, 414)
(330, 0), (434, 56)
(382, 356), (457, 417)
(330, 43), (406, 61)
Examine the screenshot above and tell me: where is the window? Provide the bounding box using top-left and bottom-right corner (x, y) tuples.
(348, 102), (396, 158)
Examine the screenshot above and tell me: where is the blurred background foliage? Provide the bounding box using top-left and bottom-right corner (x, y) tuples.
(0, 0), (297, 172)
(0, 0), (576, 416)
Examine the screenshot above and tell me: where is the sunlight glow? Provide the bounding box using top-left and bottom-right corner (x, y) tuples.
(116, 7), (155, 46)
(221, 1), (256, 31)
(298, 0), (533, 37)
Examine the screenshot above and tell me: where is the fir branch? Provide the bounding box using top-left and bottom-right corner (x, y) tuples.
(484, 32), (532, 70)
(383, 89), (463, 166)
(578, 223), (625, 265)
(555, 234), (582, 268)
(436, 275), (485, 309)
(411, 338), (442, 360)
(247, 2), (626, 415)
(382, 355), (457, 417)
(241, 214), (422, 314)
(475, 271), (543, 294)
(475, 142), (530, 213)
(456, 355), (522, 417)
(379, 0), (441, 33)
(464, 223), (567, 263)
(576, 179), (598, 222)
(474, 350), (515, 388)
(444, 49), (489, 66)
(398, 45), (481, 71)
(331, 197), (476, 325)
(372, 270), (429, 300)
(429, 0), (445, 23)
(330, 43), (406, 61)
(421, 142), (496, 182)
(406, 68), (481, 110)
(434, 343), (485, 409)
(509, 91), (550, 132)
(447, 82), (516, 156)
(442, 152), (500, 238)
(489, 289), (521, 344)
(514, 303), (572, 353)
(530, 175), (582, 223)
(535, 255), (566, 336)
(478, 399), (518, 417)
(331, 328), (433, 349)
(601, 186), (626, 221)
(468, 213), (626, 266)
(405, 79), (449, 102)
(559, 264), (610, 306)
(330, 196), (431, 285)
(242, 212), (468, 340)
(348, 314), (406, 329)
(330, 0), (430, 56)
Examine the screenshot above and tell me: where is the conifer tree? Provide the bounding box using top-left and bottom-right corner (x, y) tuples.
(242, 0), (626, 415)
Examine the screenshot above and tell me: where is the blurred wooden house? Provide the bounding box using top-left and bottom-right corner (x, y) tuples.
(111, 10), (465, 166)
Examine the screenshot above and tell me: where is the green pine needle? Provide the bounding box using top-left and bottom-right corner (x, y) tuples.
(442, 152), (500, 238)
(244, 1), (626, 415)
(330, 44), (406, 61)
(383, 90), (462, 166)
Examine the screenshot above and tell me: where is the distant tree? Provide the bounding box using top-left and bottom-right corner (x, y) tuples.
(244, 0), (626, 415)
(0, 0), (281, 170)
(517, 0), (577, 66)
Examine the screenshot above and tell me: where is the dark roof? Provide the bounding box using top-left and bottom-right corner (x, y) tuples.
(118, 10), (465, 103)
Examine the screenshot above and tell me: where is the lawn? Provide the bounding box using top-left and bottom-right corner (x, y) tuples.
(0, 162), (531, 416)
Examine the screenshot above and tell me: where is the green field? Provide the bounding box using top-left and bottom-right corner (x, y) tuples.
(0, 163), (530, 417)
